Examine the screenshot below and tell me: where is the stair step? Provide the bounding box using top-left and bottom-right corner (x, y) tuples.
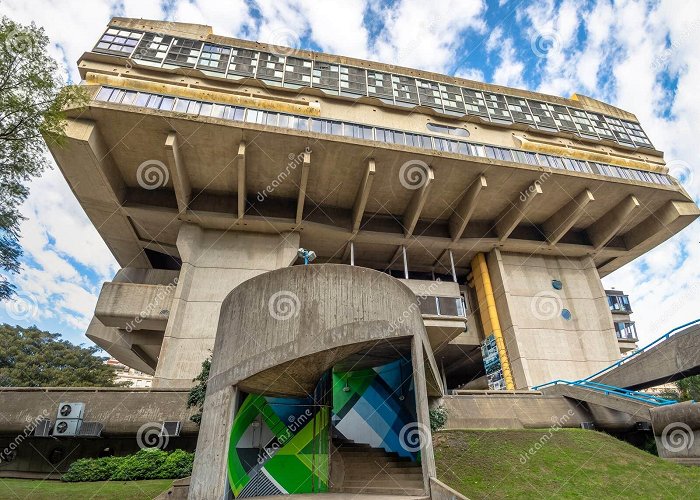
(345, 471), (423, 479)
(344, 460), (420, 469)
(342, 486), (426, 496)
(344, 479), (425, 488)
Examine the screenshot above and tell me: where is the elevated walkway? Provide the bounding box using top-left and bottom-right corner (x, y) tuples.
(587, 319), (700, 390)
(533, 380), (676, 422)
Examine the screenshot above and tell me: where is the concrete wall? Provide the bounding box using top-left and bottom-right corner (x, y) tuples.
(153, 224), (299, 388)
(488, 250), (621, 388)
(650, 401), (700, 464)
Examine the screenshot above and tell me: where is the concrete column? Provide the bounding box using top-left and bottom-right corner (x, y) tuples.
(189, 384), (238, 499)
(411, 336), (436, 494)
(153, 224), (299, 387)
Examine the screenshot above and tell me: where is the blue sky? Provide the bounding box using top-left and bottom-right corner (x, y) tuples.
(0, 0), (699, 348)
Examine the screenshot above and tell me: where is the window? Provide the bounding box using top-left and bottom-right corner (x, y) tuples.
(608, 294), (632, 313)
(228, 48), (258, 77)
(506, 96), (535, 124)
(440, 84), (465, 113)
(284, 57), (312, 86)
(614, 321), (637, 340)
(462, 89), (488, 116)
(256, 52), (285, 82)
(426, 122), (469, 137)
(133, 33), (172, 64)
(339, 66), (366, 95)
(484, 92), (512, 122)
(165, 38), (203, 67)
(416, 79), (441, 108)
(313, 62), (339, 91)
(94, 28), (141, 55)
(197, 44), (231, 73)
(367, 71), (393, 99)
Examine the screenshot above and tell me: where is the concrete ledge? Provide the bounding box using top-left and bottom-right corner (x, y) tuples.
(430, 477), (469, 500)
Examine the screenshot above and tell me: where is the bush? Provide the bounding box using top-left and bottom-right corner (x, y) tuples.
(429, 405), (449, 432)
(62, 449), (194, 482)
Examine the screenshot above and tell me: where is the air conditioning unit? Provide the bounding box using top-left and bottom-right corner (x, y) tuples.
(56, 403), (85, 420)
(580, 422), (596, 430)
(78, 422), (104, 437)
(53, 419), (82, 436)
(161, 421), (181, 438)
(33, 419), (52, 437)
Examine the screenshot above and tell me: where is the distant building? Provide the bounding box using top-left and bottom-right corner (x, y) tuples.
(105, 358), (153, 388)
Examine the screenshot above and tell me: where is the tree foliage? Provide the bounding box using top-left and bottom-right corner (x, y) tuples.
(0, 324), (120, 387)
(0, 16), (87, 300)
(186, 355), (211, 425)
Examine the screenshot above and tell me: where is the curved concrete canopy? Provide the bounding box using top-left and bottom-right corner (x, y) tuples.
(207, 264), (441, 397)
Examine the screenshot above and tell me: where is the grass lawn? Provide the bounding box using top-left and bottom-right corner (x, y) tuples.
(0, 478), (172, 499)
(434, 429), (700, 500)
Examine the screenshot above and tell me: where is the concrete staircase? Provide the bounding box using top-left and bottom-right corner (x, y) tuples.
(334, 438), (426, 497)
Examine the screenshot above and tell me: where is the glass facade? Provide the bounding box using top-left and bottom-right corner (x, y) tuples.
(94, 85), (674, 188)
(93, 26), (655, 150)
(614, 321), (638, 340)
(607, 294), (632, 313)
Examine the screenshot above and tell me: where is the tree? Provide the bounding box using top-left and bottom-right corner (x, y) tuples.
(0, 16), (87, 300)
(187, 356), (211, 425)
(0, 324), (121, 387)
(675, 375), (700, 402)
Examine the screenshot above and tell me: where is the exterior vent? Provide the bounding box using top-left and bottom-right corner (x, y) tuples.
(33, 419), (52, 437)
(161, 421), (181, 437)
(56, 402), (85, 420)
(78, 422), (104, 437)
(53, 419), (82, 436)
(580, 422), (596, 430)
(636, 422), (652, 431)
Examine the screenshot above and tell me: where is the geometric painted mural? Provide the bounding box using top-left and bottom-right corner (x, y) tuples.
(227, 392), (329, 497)
(332, 359), (419, 461)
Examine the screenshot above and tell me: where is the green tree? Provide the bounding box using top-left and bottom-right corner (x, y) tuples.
(187, 356), (211, 425)
(675, 375), (700, 401)
(0, 324), (120, 387)
(0, 16), (87, 300)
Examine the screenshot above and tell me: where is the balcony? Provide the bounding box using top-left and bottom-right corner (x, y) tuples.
(94, 282), (175, 331)
(615, 321), (638, 342)
(607, 293), (632, 314)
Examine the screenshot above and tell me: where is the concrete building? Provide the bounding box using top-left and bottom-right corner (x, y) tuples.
(105, 357), (154, 387)
(26, 16), (700, 497)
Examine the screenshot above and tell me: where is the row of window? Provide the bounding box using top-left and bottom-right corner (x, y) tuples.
(94, 27), (655, 150)
(417, 296), (467, 317)
(614, 321), (638, 340)
(94, 86), (673, 187)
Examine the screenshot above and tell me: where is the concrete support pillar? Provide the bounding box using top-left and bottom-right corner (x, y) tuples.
(153, 224), (300, 387)
(189, 384), (238, 499)
(411, 336), (436, 494)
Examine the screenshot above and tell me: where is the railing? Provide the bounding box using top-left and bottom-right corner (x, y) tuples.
(531, 379), (677, 406)
(584, 318), (700, 382)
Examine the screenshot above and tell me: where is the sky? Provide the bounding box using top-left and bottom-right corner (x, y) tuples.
(0, 0), (698, 349)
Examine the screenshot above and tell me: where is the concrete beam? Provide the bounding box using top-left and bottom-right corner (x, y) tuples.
(623, 200), (700, 250)
(236, 141), (246, 219)
(403, 165), (435, 237)
(542, 188), (595, 245)
(295, 150), (311, 224)
(352, 159), (376, 233)
(165, 132), (191, 214)
(449, 175), (487, 241)
(495, 183), (543, 242)
(587, 194), (640, 250)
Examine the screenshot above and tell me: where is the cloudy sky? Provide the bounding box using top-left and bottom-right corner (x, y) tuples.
(0, 0), (698, 349)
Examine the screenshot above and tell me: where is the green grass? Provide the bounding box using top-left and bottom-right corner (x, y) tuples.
(434, 429), (700, 500)
(0, 478), (172, 499)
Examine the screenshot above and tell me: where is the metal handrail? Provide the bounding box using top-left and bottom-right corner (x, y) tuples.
(583, 318), (700, 382)
(531, 379), (677, 406)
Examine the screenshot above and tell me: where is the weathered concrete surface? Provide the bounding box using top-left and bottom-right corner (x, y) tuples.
(541, 384), (653, 423)
(488, 250), (622, 388)
(430, 477), (468, 500)
(593, 323), (700, 390)
(650, 401), (700, 464)
(0, 387), (197, 435)
(189, 264), (441, 500)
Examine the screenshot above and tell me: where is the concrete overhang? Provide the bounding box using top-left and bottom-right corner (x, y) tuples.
(46, 97), (700, 277)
